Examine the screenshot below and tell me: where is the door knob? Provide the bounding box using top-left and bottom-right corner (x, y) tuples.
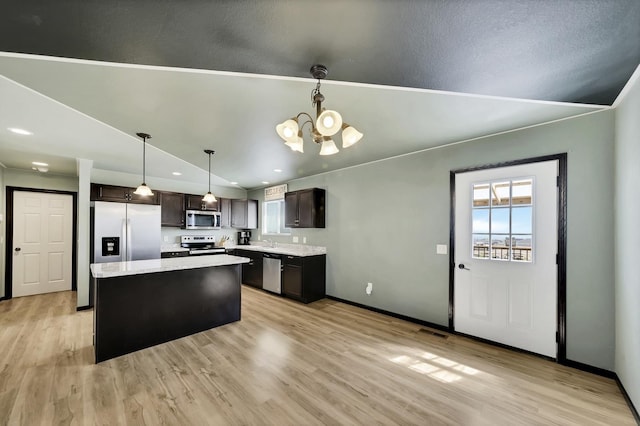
(14, 247), (21, 252)
(458, 263), (470, 270)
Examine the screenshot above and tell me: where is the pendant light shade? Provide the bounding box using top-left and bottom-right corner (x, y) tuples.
(285, 130), (304, 153)
(133, 132), (153, 196)
(316, 109), (343, 136)
(203, 149), (217, 203)
(319, 138), (339, 156)
(341, 124), (363, 148)
(276, 119), (299, 143)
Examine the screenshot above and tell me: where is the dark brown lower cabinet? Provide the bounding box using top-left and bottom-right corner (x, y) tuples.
(232, 249), (263, 289)
(282, 254), (326, 303)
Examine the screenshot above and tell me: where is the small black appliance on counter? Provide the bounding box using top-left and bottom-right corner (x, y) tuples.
(237, 231), (251, 245)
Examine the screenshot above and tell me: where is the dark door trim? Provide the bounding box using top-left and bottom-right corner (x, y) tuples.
(449, 153), (568, 364)
(4, 187), (78, 300)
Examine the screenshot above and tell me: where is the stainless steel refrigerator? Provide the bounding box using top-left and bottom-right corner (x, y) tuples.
(91, 201), (161, 263)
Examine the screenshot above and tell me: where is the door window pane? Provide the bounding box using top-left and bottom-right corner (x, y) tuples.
(512, 206), (532, 234)
(472, 209), (490, 233)
(491, 208), (510, 233)
(491, 235), (510, 260)
(491, 181), (511, 206)
(472, 234), (490, 259)
(473, 184), (490, 207)
(512, 179), (533, 205)
(512, 235), (532, 261)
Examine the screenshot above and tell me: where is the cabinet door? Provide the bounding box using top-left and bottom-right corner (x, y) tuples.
(129, 189), (160, 205)
(160, 192), (184, 227)
(231, 199), (247, 228)
(185, 194), (218, 211)
(91, 184), (129, 202)
(240, 251), (263, 288)
(284, 192), (299, 228)
(219, 198), (232, 228)
(282, 263), (303, 299)
(297, 189), (315, 228)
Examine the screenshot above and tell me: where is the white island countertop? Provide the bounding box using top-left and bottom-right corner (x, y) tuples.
(225, 243), (326, 257)
(91, 254), (250, 278)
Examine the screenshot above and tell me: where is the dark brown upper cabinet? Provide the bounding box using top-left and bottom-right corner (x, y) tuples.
(185, 194), (218, 211)
(284, 188), (325, 228)
(219, 197), (232, 228)
(90, 183), (159, 205)
(231, 199), (258, 229)
(159, 191), (185, 227)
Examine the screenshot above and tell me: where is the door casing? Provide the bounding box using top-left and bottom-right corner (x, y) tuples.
(449, 153), (567, 363)
(4, 187), (78, 300)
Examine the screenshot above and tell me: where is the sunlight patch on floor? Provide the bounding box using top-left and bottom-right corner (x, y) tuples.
(389, 352), (481, 383)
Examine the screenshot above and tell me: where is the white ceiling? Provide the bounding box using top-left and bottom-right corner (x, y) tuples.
(0, 52), (606, 189)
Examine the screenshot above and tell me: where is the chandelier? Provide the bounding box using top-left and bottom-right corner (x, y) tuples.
(276, 64), (363, 155)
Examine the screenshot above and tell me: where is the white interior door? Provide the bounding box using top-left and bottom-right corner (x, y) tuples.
(12, 191), (73, 297)
(454, 161), (557, 357)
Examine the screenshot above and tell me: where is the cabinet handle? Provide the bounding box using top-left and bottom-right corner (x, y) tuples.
(99, 187), (103, 197)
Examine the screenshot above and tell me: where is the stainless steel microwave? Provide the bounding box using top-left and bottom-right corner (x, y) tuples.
(185, 210), (221, 230)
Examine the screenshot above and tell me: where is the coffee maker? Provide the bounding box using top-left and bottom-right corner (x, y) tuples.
(237, 230), (251, 245)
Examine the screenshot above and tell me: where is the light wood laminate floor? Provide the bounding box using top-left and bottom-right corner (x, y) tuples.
(0, 287), (635, 425)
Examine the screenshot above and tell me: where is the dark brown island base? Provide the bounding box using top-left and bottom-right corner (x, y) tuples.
(90, 254), (249, 363)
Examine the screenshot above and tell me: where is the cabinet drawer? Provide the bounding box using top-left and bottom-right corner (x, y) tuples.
(283, 255), (302, 266)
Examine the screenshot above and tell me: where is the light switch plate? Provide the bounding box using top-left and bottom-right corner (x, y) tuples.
(292, 236), (299, 243)
(303, 237), (307, 244)
(436, 244), (448, 255)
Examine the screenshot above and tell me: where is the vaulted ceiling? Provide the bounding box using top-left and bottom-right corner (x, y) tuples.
(1, 1), (638, 189)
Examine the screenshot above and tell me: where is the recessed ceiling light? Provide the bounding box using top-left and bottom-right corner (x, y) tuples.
(32, 161), (49, 166)
(273, 169), (282, 173)
(230, 181), (238, 185)
(9, 128), (32, 135)
(172, 172), (182, 176)
(262, 181), (270, 185)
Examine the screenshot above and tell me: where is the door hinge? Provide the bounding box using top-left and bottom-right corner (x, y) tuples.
(557, 176), (560, 187)
(556, 254), (559, 265)
(556, 331), (559, 342)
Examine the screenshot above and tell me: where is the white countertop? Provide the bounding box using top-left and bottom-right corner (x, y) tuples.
(225, 243), (326, 257)
(90, 254), (250, 278)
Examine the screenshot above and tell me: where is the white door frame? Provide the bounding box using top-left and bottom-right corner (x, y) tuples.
(449, 154), (567, 363)
(4, 187), (78, 300)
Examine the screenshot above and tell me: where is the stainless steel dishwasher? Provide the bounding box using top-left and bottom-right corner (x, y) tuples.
(262, 253), (282, 294)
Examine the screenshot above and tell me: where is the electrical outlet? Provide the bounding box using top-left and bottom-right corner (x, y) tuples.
(292, 236), (299, 243)
(303, 237), (307, 244)
(436, 244), (448, 255)
(366, 282), (373, 295)
(163, 236), (169, 243)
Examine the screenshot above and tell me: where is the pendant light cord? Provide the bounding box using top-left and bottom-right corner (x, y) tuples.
(142, 136), (146, 183)
(208, 152), (211, 191)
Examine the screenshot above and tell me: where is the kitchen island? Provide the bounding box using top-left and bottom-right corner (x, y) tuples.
(90, 254), (249, 363)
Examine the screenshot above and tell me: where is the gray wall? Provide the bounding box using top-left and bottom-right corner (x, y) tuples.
(250, 110), (616, 370)
(614, 72), (640, 410)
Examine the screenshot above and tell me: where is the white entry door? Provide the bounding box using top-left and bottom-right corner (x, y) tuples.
(12, 191), (73, 297)
(454, 161), (558, 357)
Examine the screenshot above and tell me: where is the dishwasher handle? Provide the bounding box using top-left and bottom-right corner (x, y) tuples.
(263, 253), (282, 259)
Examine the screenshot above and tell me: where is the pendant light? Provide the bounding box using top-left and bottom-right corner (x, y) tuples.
(203, 149), (217, 203)
(133, 132), (153, 196)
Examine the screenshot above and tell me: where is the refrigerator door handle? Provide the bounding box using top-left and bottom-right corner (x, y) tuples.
(121, 218), (127, 261)
(126, 218), (132, 261)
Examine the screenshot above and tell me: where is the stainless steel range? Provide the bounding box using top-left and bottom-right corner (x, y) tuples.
(180, 235), (226, 256)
